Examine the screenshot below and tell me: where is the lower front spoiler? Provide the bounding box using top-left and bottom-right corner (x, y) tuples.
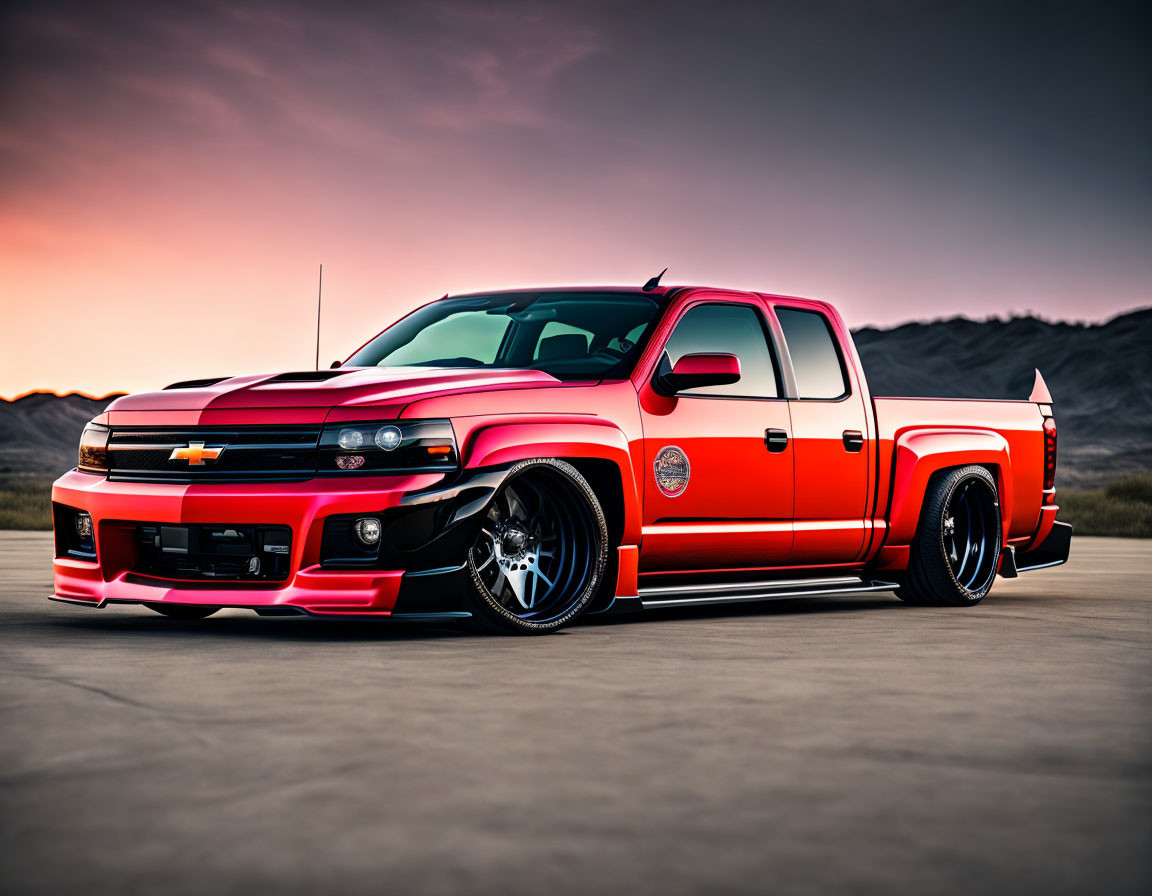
(47, 593), (473, 622)
(50, 558), (474, 619)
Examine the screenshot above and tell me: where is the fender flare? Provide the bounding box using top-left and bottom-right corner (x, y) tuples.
(463, 420), (641, 545)
(885, 428), (1013, 546)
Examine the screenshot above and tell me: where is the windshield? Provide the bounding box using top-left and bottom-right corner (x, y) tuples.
(345, 292), (664, 380)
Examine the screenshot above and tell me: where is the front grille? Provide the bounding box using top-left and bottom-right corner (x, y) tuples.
(134, 523), (292, 581)
(107, 426), (321, 482)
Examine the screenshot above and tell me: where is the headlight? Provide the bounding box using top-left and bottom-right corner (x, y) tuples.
(373, 425), (402, 451)
(78, 423), (110, 473)
(319, 420), (458, 474)
(337, 428), (365, 450)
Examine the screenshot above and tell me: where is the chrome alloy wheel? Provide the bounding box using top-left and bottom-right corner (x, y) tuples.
(468, 462), (603, 627)
(479, 513), (554, 610)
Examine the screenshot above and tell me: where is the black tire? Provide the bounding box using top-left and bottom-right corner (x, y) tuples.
(145, 604), (219, 620)
(465, 459), (608, 634)
(897, 465), (1002, 607)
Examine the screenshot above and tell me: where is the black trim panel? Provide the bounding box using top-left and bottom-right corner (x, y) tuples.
(1016, 520), (1072, 572)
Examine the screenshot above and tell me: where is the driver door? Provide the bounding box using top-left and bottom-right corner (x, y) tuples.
(637, 297), (794, 572)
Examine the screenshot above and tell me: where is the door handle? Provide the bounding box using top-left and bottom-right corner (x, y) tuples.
(765, 429), (789, 453)
(842, 430), (864, 452)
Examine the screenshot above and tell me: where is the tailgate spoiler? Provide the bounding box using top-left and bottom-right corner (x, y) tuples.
(1029, 369), (1053, 405)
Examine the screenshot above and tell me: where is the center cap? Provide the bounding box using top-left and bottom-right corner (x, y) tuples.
(501, 525), (528, 555)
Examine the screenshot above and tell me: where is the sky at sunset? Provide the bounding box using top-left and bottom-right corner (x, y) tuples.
(1, 0), (1149, 397)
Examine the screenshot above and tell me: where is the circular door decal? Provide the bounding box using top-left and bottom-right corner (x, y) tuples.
(653, 446), (691, 497)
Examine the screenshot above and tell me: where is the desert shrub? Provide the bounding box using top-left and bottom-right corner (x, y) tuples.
(1104, 472), (1152, 506)
(1060, 475), (1152, 538)
(0, 476), (54, 530)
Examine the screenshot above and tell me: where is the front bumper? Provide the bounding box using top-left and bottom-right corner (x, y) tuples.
(50, 469), (490, 616)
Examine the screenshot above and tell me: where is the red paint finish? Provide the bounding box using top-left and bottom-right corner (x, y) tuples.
(51, 285), (1064, 616)
(637, 391), (795, 570)
(762, 298), (875, 564)
(670, 352), (741, 381)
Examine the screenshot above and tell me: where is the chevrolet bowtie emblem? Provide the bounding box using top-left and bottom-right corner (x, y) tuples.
(169, 441), (224, 465)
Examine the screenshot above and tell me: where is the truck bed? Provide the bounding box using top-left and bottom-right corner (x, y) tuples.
(872, 396), (1048, 544)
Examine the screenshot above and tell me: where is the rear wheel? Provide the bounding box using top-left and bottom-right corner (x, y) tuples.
(145, 604), (219, 620)
(466, 459), (608, 634)
(898, 465), (1002, 606)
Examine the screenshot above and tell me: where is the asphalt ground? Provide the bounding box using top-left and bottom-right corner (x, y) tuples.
(1, 532), (1149, 896)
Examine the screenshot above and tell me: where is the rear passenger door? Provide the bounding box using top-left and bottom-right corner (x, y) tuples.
(773, 303), (872, 564)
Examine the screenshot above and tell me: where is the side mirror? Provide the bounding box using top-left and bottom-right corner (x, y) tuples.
(330, 360), (342, 369)
(657, 352), (741, 394)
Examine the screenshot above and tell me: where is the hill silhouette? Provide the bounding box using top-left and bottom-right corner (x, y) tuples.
(853, 307), (1150, 486)
(2, 307), (1148, 487)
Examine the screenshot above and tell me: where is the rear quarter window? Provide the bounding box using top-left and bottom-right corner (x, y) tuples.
(776, 308), (849, 399)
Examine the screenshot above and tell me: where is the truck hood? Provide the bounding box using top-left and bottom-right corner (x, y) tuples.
(105, 367), (566, 415)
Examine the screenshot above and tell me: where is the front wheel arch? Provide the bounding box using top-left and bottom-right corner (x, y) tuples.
(561, 457), (631, 612)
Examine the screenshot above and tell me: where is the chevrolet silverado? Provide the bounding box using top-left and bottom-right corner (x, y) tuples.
(51, 284), (1070, 632)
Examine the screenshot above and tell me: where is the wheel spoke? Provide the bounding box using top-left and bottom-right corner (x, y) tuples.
(955, 513), (972, 581)
(504, 563), (530, 608)
(504, 485), (527, 521)
(490, 564), (507, 600)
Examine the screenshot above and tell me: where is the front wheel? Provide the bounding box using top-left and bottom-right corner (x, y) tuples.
(897, 465), (1002, 606)
(466, 459), (608, 634)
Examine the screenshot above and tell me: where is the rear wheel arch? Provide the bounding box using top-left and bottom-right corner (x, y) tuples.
(886, 429), (1013, 545)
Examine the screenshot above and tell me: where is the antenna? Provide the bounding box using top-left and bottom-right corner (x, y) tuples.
(642, 267), (667, 291)
(314, 263), (323, 370)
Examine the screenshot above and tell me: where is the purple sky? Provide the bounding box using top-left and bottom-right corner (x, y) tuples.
(1, 0), (1149, 396)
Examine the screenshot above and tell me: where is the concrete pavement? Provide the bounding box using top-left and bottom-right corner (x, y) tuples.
(1, 532), (1149, 895)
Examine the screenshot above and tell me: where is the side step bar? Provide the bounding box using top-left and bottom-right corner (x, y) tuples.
(637, 575), (900, 609)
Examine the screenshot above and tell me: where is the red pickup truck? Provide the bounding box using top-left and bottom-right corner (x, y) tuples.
(51, 284), (1069, 633)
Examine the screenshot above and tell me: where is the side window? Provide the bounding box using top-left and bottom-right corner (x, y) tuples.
(662, 303), (780, 398)
(775, 308), (849, 399)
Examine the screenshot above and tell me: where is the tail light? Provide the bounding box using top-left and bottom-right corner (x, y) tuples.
(1042, 417), (1057, 491)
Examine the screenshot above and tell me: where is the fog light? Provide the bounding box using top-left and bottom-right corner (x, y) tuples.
(374, 425), (402, 451)
(336, 455), (365, 470)
(353, 517), (382, 547)
(338, 428), (365, 449)
(75, 511), (93, 539)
